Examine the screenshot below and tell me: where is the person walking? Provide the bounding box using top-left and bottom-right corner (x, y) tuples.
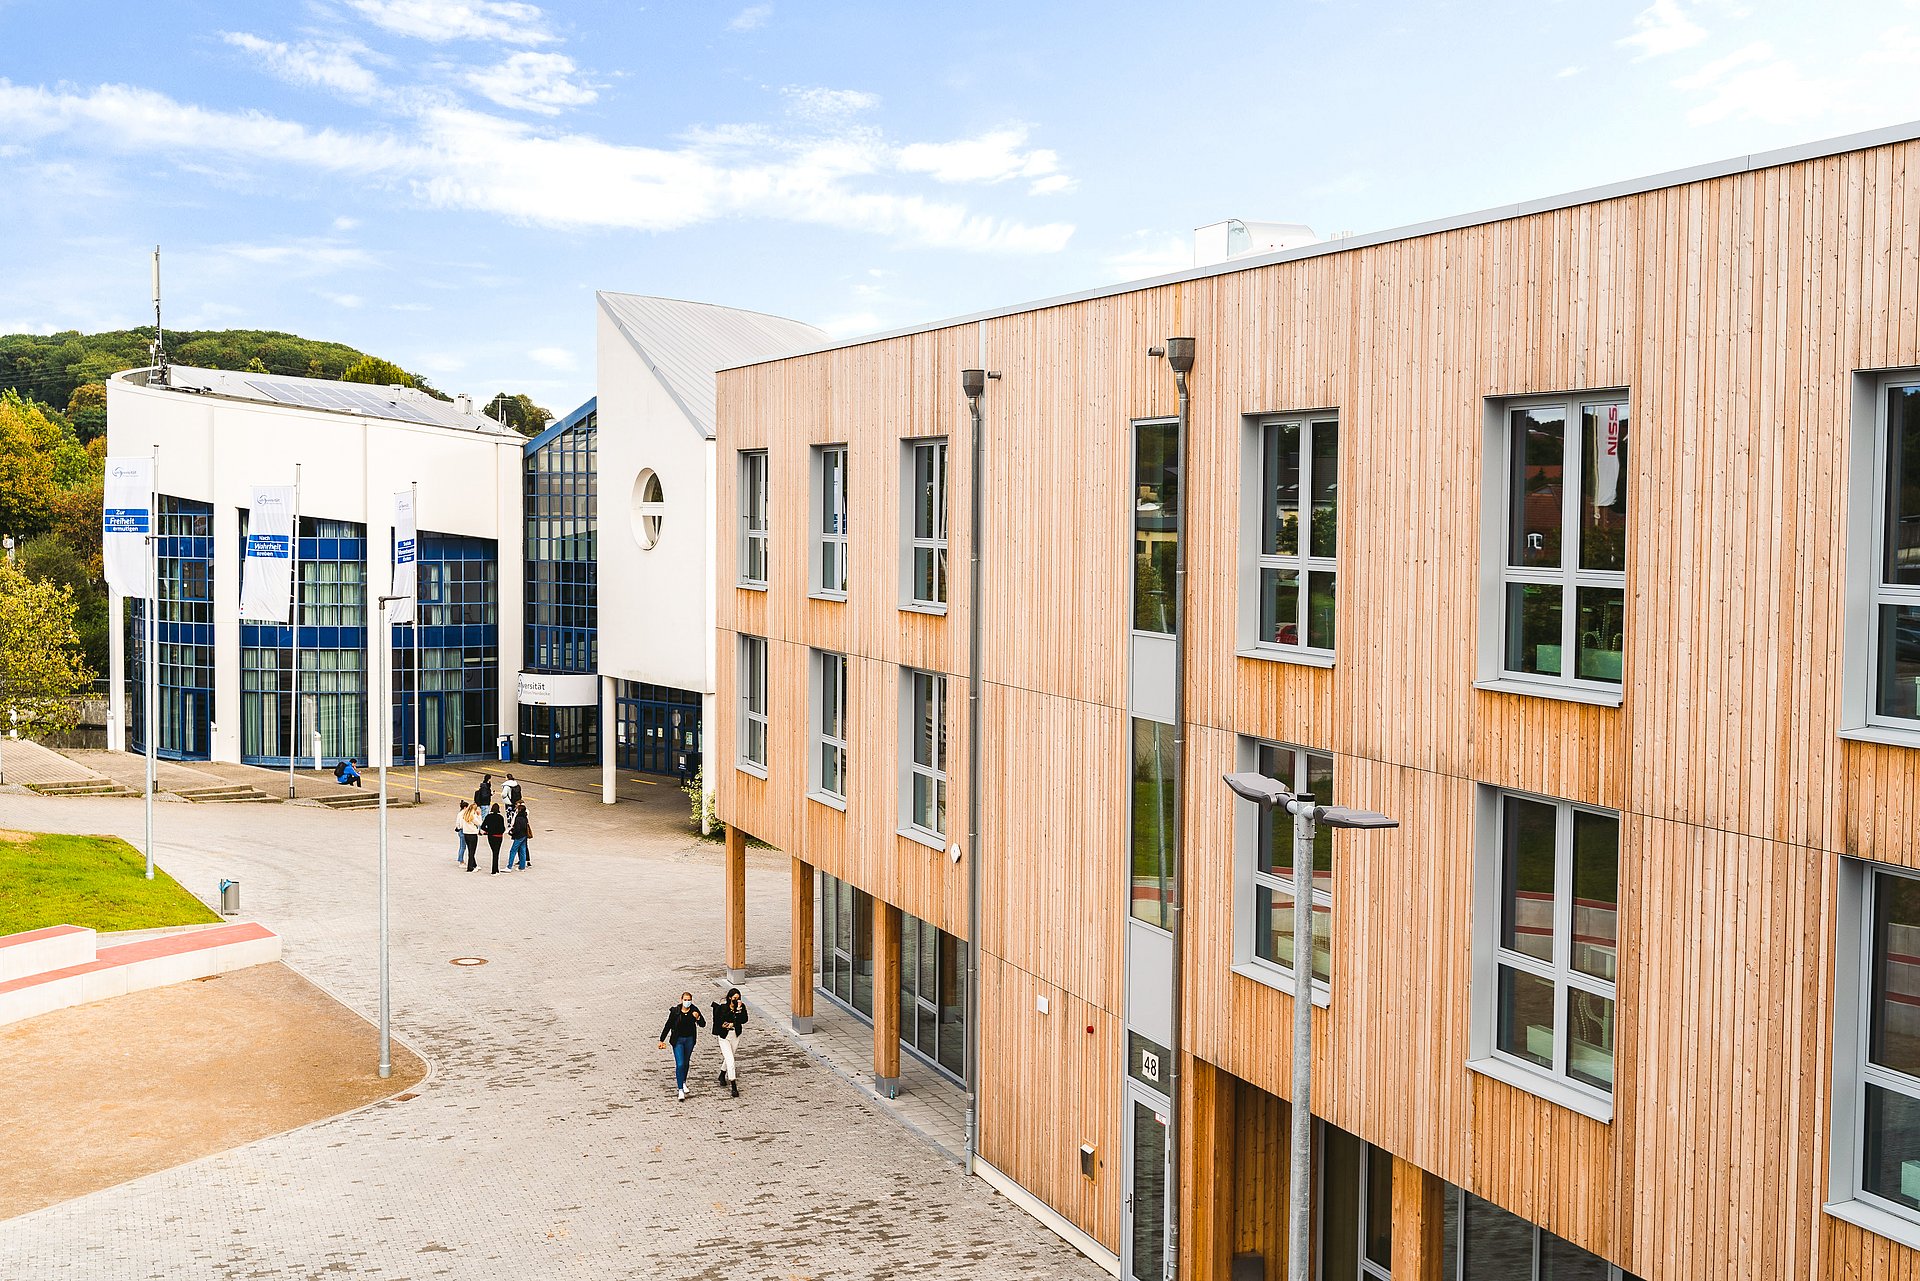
(474, 773), (493, 809)
(658, 992), (706, 1101)
(460, 802), (482, 872)
(711, 988), (749, 1097)
(481, 802), (506, 874)
(502, 772), (522, 810)
(508, 801), (532, 871)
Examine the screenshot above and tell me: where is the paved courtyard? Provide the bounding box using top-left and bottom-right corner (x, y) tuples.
(0, 763), (1103, 1279)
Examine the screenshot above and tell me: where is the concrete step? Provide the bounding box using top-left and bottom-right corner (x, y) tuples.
(315, 792), (415, 810)
(0, 926), (97, 984)
(26, 780), (140, 798)
(172, 785), (277, 804)
(0, 921), (281, 1028)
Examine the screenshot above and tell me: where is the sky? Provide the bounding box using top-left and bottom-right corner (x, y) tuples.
(3, 0), (1920, 413)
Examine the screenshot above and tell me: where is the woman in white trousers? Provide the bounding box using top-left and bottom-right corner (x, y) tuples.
(711, 987), (749, 1097)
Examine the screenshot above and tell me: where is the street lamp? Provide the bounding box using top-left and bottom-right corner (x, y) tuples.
(1222, 771), (1395, 1281)
(375, 593), (406, 1079)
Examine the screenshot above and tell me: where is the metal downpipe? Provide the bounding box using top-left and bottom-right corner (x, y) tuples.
(961, 365), (988, 1175)
(1162, 335), (1194, 1281)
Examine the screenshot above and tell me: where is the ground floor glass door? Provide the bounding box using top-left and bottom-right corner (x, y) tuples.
(1123, 1082), (1169, 1281)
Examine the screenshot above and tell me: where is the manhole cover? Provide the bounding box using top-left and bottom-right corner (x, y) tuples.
(450, 957), (488, 966)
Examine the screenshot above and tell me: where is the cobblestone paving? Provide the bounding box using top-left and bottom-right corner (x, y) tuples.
(0, 777), (1103, 1280)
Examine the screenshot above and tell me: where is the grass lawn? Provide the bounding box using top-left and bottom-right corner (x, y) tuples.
(0, 830), (222, 935)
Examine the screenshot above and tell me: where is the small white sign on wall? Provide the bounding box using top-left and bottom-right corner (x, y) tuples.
(516, 671), (599, 707)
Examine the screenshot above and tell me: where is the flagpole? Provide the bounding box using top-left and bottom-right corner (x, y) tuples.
(411, 481), (421, 803)
(289, 464), (302, 798)
(376, 593), (398, 1080)
(144, 445), (157, 880)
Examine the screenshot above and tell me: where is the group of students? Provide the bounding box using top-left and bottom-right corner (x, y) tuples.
(658, 988), (749, 1100)
(456, 772), (533, 874)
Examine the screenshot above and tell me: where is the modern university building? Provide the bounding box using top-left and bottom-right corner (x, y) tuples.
(104, 295), (822, 787)
(710, 120), (1920, 1280)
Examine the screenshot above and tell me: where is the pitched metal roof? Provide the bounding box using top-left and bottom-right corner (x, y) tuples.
(596, 293), (826, 439)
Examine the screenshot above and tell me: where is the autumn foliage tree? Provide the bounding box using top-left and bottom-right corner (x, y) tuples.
(0, 558), (94, 739)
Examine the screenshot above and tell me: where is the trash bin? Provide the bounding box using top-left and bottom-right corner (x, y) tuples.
(497, 735), (513, 763)
(219, 878), (239, 916)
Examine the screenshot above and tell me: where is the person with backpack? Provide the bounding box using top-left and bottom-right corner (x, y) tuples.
(502, 773), (522, 809)
(473, 773), (493, 809)
(507, 801), (532, 871)
(657, 991), (706, 1101)
(481, 802), (507, 874)
(333, 758), (363, 788)
(711, 987), (749, 1097)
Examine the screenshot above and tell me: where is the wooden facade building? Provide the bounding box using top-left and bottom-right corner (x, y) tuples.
(713, 122), (1920, 1279)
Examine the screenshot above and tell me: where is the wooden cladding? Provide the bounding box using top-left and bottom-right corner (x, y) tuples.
(716, 136), (1920, 1276)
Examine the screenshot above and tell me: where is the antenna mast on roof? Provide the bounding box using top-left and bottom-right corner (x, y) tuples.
(148, 246), (169, 387)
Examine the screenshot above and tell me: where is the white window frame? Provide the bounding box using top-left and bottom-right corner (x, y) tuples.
(1447, 1187), (1642, 1279)
(1315, 1124), (1393, 1281)
(812, 444), (849, 600)
(1827, 858), (1920, 1249)
(738, 449), (769, 589)
(1239, 411), (1339, 666)
(1842, 371), (1920, 747)
(1476, 391), (1629, 706)
(1229, 735), (1333, 1007)
(897, 667), (947, 846)
(1468, 786), (1618, 1122)
(736, 634), (768, 776)
(810, 649), (847, 807)
(901, 438), (949, 613)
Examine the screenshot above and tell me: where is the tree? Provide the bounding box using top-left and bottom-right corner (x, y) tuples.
(0, 558), (94, 739)
(342, 355), (415, 387)
(65, 382), (107, 443)
(0, 391), (83, 539)
(484, 392), (555, 437)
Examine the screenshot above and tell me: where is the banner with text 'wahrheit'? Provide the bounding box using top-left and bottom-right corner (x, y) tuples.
(102, 456), (153, 598)
(391, 489), (417, 625)
(241, 485), (296, 623)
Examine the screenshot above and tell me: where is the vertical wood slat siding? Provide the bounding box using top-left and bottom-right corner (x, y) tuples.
(716, 137), (1920, 1278)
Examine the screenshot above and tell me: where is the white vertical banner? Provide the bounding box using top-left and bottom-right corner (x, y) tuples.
(1593, 402), (1623, 509)
(102, 456), (154, 596)
(241, 485), (296, 622)
(391, 490), (417, 625)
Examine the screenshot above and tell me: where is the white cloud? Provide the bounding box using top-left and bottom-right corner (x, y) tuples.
(222, 32), (385, 102)
(896, 127), (1064, 187)
(1620, 0), (1706, 59)
(344, 0), (555, 45)
(466, 52), (597, 115)
(219, 238), (378, 272)
(1104, 232), (1192, 280)
(1673, 40), (1772, 90)
(1678, 45), (1847, 126)
(729, 4), (772, 31)
(0, 81), (1075, 254)
(321, 291), (365, 307)
(390, 302), (434, 311)
(782, 86), (879, 123)
(333, 215), (361, 230)
(1556, 65), (1583, 79)
(817, 310), (883, 338)
(528, 345), (575, 369)
(1028, 173), (1075, 196)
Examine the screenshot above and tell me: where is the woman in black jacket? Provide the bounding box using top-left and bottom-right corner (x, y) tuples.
(711, 987), (749, 1096)
(658, 992), (705, 1100)
(481, 803), (507, 874)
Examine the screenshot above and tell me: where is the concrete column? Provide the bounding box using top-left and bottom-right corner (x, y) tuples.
(107, 589), (125, 752)
(600, 675), (616, 805)
(1391, 1154), (1448, 1281)
(724, 823), (747, 985)
(872, 899), (902, 1097)
(791, 857), (815, 1033)
(699, 689), (715, 836)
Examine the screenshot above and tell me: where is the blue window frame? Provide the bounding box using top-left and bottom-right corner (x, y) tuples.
(238, 516), (368, 765)
(519, 401), (599, 763)
(126, 496), (214, 760)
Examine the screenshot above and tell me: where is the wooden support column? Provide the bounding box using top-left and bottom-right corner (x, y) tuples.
(724, 824), (747, 985)
(1390, 1154), (1447, 1281)
(791, 857), (815, 1033)
(872, 899), (902, 1097)
(1182, 1057), (1236, 1281)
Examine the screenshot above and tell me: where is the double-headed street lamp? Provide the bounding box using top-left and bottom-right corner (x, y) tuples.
(1222, 771), (1396, 1281)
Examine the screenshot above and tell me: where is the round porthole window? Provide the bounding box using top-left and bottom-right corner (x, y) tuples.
(631, 469), (665, 549)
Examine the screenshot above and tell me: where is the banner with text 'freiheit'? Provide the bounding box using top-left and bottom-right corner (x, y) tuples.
(102, 456), (153, 597)
(241, 485), (296, 623)
(391, 490), (417, 625)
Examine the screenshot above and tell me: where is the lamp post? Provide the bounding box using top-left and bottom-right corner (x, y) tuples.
(376, 593), (406, 1079)
(1222, 771), (1395, 1281)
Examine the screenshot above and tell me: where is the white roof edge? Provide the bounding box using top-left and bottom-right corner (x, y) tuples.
(107, 367), (524, 441)
(721, 116), (1920, 372)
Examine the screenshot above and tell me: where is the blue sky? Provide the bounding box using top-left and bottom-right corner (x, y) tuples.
(3, 0), (1920, 412)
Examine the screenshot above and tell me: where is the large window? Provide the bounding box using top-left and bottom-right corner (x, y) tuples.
(1443, 1189), (1642, 1280)
(899, 914), (967, 1081)
(1833, 861), (1920, 1241)
(812, 649), (847, 803)
(1249, 739), (1335, 986)
(1872, 381), (1920, 723)
(523, 405), (598, 678)
(1494, 395), (1629, 694)
(901, 668), (947, 840)
(128, 496), (215, 760)
(818, 872), (875, 1018)
(1129, 718), (1176, 929)
(738, 635), (768, 772)
(904, 439), (948, 609)
(397, 533), (500, 761)
(1473, 790), (1620, 1113)
(1253, 414), (1338, 655)
(1321, 1126), (1393, 1281)
(1134, 419), (1179, 635)
(814, 445), (849, 599)
(739, 449), (769, 588)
